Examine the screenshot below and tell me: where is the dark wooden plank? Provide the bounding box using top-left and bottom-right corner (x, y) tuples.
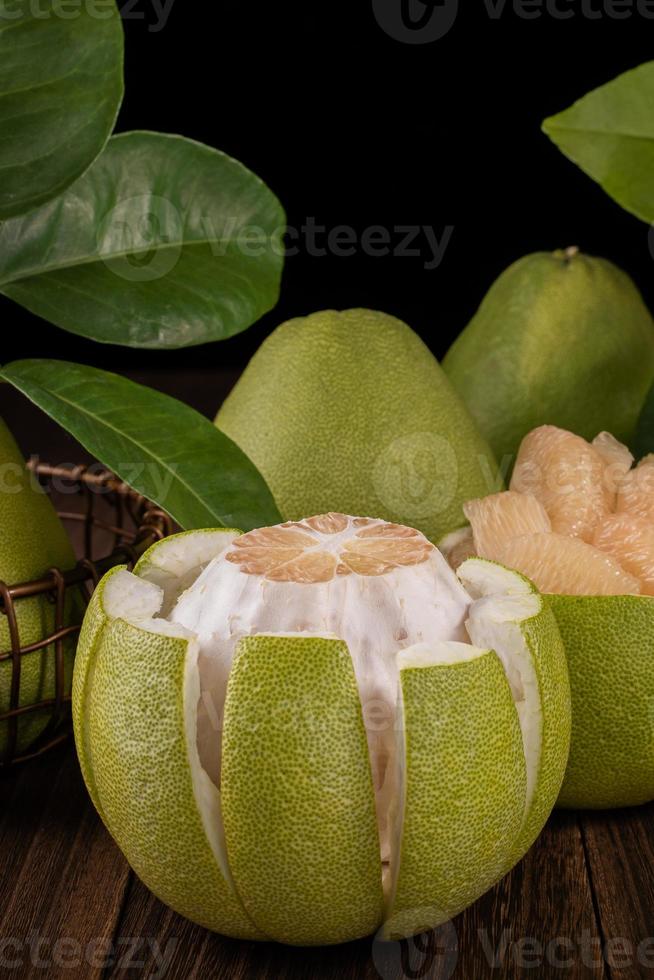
(105, 809), (602, 980)
(0, 745), (130, 980)
(581, 803), (654, 980)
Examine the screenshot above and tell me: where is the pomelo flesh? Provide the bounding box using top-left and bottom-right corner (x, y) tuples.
(73, 514), (570, 944)
(510, 425), (609, 541)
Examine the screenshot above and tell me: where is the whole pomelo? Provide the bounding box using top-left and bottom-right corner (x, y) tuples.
(0, 417), (79, 757)
(215, 309), (499, 543)
(443, 249), (654, 463)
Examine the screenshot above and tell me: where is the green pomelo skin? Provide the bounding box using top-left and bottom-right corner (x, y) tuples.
(0, 418), (79, 756)
(443, 250), (654, 463)
(549, 594), (654, 809)
(215, 309), (500, 543)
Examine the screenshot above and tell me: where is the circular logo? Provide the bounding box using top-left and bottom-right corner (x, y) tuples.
(372, 432), (459, 522)
(97, 194), (183, 282)
(372, 0), (459, 44)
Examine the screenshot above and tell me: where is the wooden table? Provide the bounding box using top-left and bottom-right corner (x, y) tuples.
(2, 371), (653, 980)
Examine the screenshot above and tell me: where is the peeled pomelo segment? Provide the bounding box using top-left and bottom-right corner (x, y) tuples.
(549, 593), (654, 808)
(617, 454), (654, 522)
(221, 634), (383, 945)
(510, 425), (608, 541)
(134, 527), (241, 615)
(463, 491), (551, 561)
(438, 526), (476, 570)
(457, 558), (570, 859)
(592, 513), (654, 596)
(83, 569), (262, 939)
(493, 532), (640, 597)
(383, 640), (526, 940)
(592, 431), (634, 504)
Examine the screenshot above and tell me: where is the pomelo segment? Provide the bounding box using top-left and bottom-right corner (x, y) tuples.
(463, 491), (551, 562)
(493, 533), (640, 596)
(592, 431), (634, 505)
(550, 594), (654, 808)
(592, 513), (654, 596)
(221, 634), (383, 945)
(83, 570), (263, 939)
(616, 454), (654, 523)
(510, 425), (609, 540)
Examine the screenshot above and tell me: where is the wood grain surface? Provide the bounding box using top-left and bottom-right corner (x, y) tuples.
(1, 371), (652, 980)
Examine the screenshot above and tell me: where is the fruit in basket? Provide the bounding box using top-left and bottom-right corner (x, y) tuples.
(215, 309), (499, 544)
(0, 418), (79, 757)
(448, 424), (654, 808)
(73, 513), (570, 944)
(443, 250), (654, 462)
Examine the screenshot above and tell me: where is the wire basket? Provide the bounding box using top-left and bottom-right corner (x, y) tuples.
(0, 462), (173, 767)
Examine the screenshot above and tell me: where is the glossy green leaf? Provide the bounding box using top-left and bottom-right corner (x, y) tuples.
(0, 132), (286, 348)
(0, 359), (282, 531)
(0, 0), (124, 219)
(634, 381), (654, 458)
(542, 62), (654, 223)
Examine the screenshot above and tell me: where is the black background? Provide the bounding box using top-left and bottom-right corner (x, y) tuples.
(3, 1), (654, 373)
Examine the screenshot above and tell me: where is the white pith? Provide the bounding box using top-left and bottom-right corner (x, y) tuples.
(106, 520), (545, 907)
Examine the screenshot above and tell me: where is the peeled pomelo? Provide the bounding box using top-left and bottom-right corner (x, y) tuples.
(616, 454), (654, 523)
(455, 423), (654, 808)
(73, 513), (570, 944)
(592, 513), (654, 597)
(443, 249), (654, 462)
(0, 417), (80, 756)
(215, 309), (499, 544)
(463, 491), (550, 562)
(510, 425), (609, 541)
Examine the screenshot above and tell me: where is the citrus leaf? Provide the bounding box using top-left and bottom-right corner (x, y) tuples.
(542, 62), (654, 223)
(0, 0), (124, 219)
(0, 132), (286, 348)
(0, 359), (282, 531)
(634, 381), (654, 458)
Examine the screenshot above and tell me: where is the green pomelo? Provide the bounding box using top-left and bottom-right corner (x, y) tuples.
(548, 593), (654, 809)
(0, 417), (79, 757)
(74, 521), (570, 944)
(215, 309), (499, 543)
(443, 250), (654, 463)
